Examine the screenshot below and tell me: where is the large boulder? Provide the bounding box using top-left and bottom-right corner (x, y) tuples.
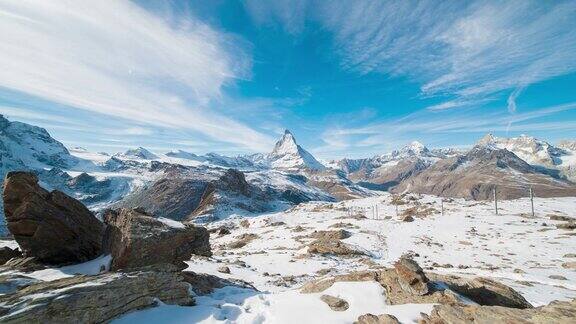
(394, 256), (429, 295)
(103, 208), (211, 271)
(0, 263), (193, 323)
(3, 172), (104, 265)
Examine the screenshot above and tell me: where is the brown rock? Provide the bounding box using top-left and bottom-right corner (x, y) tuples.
(355, 313), (400, 324)
(103, 208), (211, 271)
(308, 229), (351, 240)
(320, 294), (349, 311)
(3, 171), (103, 265)
(0, 247), (22, 265)
(394, 256), (429, 295)
(227, 233), (259, 249)
(562, 261), (576, 269)
(420, 299), (576, 324)
(0, 263), (193, 323)
(218, 266), (231, 274)
(308, 239), (364, 256)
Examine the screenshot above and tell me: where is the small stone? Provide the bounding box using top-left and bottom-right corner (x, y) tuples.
(548, 275), (567, 280)
(217, 266), (231, 274)
(320, 294), (349, 311)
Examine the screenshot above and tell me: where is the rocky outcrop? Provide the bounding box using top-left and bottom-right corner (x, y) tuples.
(103, 208), (211, 271)
(115, 173), (209, 221)
(301, 259), (532, 309)
(394, 256), (429, 295)
(3, 172), (103, 265)
(0, 263), (193, 323)
(308, 238), (365, 256)
(420, 299), (576, 324)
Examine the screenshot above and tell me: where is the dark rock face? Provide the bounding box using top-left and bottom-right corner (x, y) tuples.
(0, 263), (193, 323)
(3, 172), (104, 265)
(0, 247), (21, 265)
(103, 208), (211, 271)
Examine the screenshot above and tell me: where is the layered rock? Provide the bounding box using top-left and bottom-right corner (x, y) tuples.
(0, 263), (193, 323)
(3, 172), (103, 264)
(103, 208), (211, 270)
(420, 299), (575, 324)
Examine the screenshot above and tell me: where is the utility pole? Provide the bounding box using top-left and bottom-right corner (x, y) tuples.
(493, 186), (498, 215)
(395, 204), (398, 218)
(529, 186), (534, 217)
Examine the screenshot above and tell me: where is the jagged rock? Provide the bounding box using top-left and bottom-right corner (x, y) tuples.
(0, 263), (193, 323)
(103, 208), (211, 271)
(0, 247), (21, 265)
(320, 294), (349, 311)
(181, 271), (256, 295)
(394, 256), (429, 295)
(420, 299), (576, 324)
(3, 172), (103, 265)
(355, 313), (400, 324)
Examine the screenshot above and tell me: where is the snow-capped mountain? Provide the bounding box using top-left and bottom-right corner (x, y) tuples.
(331, 141), (444, 188)
(115, 147), (158, 160)
(477, 133), (576, 181)
(394, 143), (576, 200)
(266, 130), (325, 171)
(165, 149), (199, 160)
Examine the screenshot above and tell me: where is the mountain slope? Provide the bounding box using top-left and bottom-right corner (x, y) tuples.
(332, 141), (444, 189)
(394, 145), (576, 200)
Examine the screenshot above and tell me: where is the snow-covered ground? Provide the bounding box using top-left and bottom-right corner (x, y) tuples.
(113, 193), (576, 323)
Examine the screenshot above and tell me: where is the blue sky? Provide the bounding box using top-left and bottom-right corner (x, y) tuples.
(0, 0), (575, 159)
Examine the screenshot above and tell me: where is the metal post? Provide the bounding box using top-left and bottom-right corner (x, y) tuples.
(530, 186), (534, 217)
(493, 186), (498, 215)
(441, 200), (444, 216)
(376, 205), (379, 220)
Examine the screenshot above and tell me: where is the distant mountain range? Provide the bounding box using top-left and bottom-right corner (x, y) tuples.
(1, 114), (575, 234)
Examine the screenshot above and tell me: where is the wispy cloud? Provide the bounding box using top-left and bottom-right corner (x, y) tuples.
(315, 101), (576, 158)
(0, 0), (274, 151)
(245, 0), (576, 111)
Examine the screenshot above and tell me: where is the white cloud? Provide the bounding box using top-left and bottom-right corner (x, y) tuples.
(316, 101), (576, 158)
(0, 0), (274, 151)
(246, 1), (576, 111)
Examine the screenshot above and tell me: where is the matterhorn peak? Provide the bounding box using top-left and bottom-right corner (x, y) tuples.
(268, 129), (324, 171)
